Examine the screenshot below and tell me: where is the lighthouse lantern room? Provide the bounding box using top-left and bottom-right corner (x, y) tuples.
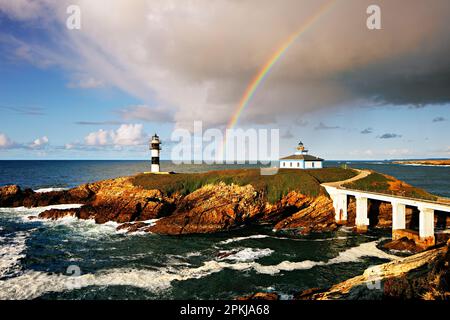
(150, 133), (161, 173)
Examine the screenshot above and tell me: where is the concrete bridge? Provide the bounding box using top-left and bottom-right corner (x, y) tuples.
(322, 170), (450, 248)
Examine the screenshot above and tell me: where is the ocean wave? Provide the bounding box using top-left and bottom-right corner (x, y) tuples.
(0, 240), (397, 299)
(220, 240), (398, 275)
(0, 204), (121, 240)
(52, 219), (120, 240)
(218, 234), (349, 245)
(34, 187), (69, 193)
(218, 248), (274, 262)
(0, 261), (234, 300)
(219, 235), (270, 245)
(0, 230), (32, 279)
(0, 204), (83, 217)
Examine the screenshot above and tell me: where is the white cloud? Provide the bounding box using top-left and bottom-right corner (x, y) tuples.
(0, 133), (49, 150)
(84, 124), (147, 146)
(0, 133), (15, 149)
(29, 136), (49, 148)
(85, 129), (110, 146)
(111, 124), (146, 145)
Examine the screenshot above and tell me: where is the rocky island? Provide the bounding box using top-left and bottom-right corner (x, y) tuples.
(393, 159), (450, 166)
(0, 168), (360, 235)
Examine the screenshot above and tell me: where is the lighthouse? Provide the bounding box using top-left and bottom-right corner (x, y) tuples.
(150, 133), (161, 173)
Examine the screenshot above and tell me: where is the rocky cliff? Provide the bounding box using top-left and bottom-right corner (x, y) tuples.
(0, 168), (442, 237)
(0, 173), (339, 235)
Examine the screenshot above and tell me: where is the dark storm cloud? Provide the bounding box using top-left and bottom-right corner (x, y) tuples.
(1, 0), (450, 127)
(0, 105), (45, 116)
(378, 133), (402, 139)
(281, 130), (294, 139)
(315, 122), (341, 130)
(361, 128), (373, 134)
(432, 117), (446, 122)
(75, 121), (124, 126)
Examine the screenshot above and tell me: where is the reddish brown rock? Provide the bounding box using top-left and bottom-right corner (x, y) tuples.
(273, 195), (337, 234)
(261, 191), (311, 223)
(236, 292), (279, 300)
(0, 184), (95, 208)
(383, 237), (422, 253)
(0, 185), (33, 207)
(148, 183), (265, 234)
(116, 222), (148, 233)
(37, 177), (175, 224)
(0, 184), (21, 198)
(294, 288), (327, 300)
(38, 208), (79, 220)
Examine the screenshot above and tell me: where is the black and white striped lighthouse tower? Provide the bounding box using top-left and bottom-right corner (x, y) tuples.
(150, 133), (161, 173)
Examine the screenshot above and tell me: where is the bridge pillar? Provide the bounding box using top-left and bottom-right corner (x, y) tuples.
(418, 207), (435, 247)
(392, 202), (406, 230)
(355, 196), (369, 232)
(332, 193), (347, 223)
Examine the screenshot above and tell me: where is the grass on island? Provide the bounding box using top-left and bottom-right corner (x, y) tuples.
(342, 172), (438, 201)
(132, 167), (358, 203)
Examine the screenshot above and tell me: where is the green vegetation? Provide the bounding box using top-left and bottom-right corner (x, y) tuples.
(132, 167), (358, 203)
(343, 172), (438, 201)
(307, 167), (357, 183)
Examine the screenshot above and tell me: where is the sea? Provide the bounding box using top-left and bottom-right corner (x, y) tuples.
(0, 160), (448, 300)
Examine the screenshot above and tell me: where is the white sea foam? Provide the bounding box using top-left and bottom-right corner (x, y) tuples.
(218, 248), (274, 262)
(0, 230), (31, 278)
(221, 240), (399, 275)
(54, 219), (119, 240)
(327, 241), (397, 264)
(219, 235), (270, 245)
(219, 234), (349, 245)
(306, 236), (349, 242)
(0, 204), (121, 240)
(0, 262), (234, 300)
(0, 204), (83, 218)
(34, 187), (69, 193)
(0, 240), (398, 299)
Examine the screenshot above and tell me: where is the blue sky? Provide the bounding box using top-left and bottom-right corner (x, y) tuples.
(0, 1), (449, 160)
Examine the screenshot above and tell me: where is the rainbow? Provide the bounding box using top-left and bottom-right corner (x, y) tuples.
(226, 0), (336, 130)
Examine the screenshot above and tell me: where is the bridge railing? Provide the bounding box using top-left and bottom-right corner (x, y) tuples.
(332, 185), (450, 207)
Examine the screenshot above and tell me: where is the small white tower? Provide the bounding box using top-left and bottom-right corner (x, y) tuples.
(150, 133), (161, 173)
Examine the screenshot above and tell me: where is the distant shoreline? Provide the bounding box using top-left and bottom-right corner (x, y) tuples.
(393, 159), (450, 167)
